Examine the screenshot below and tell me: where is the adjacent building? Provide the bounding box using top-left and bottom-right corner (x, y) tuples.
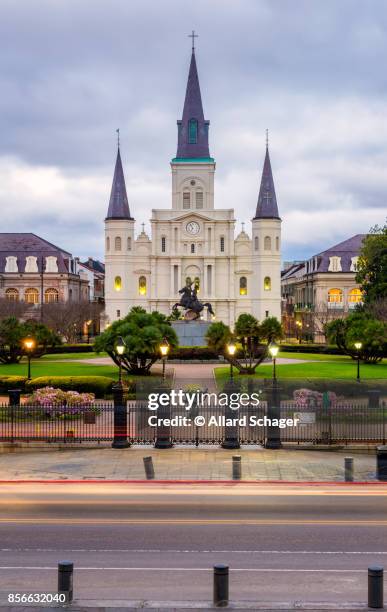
(0, 233), (89, 312)
(281, 234), (365, 342)
(104, 45), (282, 327)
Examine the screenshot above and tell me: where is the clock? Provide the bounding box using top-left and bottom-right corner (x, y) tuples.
(186, 221), (200, 235)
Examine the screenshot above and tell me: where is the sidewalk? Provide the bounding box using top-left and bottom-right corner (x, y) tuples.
(0, 446), (377, 481)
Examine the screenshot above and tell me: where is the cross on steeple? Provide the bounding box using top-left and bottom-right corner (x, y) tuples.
(141, 222), (145, 233)
(116, 128), (120, 149)
(188, 30), (198, 52)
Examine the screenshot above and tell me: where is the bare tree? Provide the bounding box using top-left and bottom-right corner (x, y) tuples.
(41, 301), (104, 343)
(366, 298), (387, 323)
(0, 298), (29, 321)
(311, 303), (344, 343)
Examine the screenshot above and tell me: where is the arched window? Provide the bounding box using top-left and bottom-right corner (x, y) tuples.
(264, 236), (271, 251)
(25, 288), (39, 304)
(254, 236), (259, 251)
(45, 288), (59, 303)
(127, 237), (132, 251)
(191, 243), (195, 253)
(195, 191), (203, 209)
(188, 118), (198, 144)
(276, 236), (280, 251)
(5, 288), (19, 302)
(106, 237), (110, 251)
(328, 288), (343, 303)
(264, 276), (271, 291)
(183, 191), (190, 209)
(114, 276), (122, 292)
(239, 276), (247, 296)
(138, 276), (147, 296)
(349, 288), (363, 303)
(115, 236), (121, 251)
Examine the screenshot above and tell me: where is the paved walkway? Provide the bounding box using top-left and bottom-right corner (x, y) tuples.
(0, 447), (376, 481)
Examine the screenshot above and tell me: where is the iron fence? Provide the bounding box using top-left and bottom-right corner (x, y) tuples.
(0, 401), (386, 445)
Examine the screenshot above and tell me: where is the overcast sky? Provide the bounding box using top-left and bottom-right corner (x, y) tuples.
(1, 0), (386, 263)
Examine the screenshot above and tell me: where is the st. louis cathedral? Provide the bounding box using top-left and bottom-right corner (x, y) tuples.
(104, 43), (282, 327)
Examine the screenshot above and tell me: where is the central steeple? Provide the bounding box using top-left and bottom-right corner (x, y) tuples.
(174, 40), (212, 161)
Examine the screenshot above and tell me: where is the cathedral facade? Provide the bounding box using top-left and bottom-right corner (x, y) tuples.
(104, 47), (282, 328)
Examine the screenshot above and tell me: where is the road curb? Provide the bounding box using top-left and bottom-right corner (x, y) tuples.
(0, 479), (385, 485)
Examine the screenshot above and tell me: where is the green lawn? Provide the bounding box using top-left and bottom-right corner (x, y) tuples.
(215, 359), (387, 383)
(278, 351), (355, 362)
(40, 352), (107, 361)
(0, 359), (119, 379)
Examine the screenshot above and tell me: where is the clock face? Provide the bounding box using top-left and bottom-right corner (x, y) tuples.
(186, 221), (200, 235)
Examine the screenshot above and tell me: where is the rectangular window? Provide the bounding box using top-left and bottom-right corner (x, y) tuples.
(161, 236), (166, 253)
(196, 192), (203, 209)
(220, 236), (225, 252)
(183, 192), (190, 209)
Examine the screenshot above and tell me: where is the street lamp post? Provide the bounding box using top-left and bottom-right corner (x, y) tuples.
(354, 341), (362, 382)
(23, 336), (36, 380)
(226, 342), (236, 381)
(269, 341), (279, 383)
(112, 336), (129, 449)
(159, 338), (170, 380)
(266, 341), (282, 449)
(86, 320), (92, 344)
(115, 336), (125, 386)
(296, 320), (302, 344)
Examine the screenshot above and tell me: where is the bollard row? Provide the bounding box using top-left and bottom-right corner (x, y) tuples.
(56, 561), (384, 607)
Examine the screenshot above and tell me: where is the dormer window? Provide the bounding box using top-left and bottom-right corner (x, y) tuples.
(188, 118), (198, 144)
(328, 256), (342, 272)
(45, 256), (58, 273)
(25, 256), (38, 273)
(5, 256), (18, 273)
(350, 256), (359, 272)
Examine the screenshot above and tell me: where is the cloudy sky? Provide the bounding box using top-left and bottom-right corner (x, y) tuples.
(1, 0), (386, 262)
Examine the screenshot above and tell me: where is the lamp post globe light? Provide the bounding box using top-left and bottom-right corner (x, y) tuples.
(159, 337), (170, 380)
(23, 335), (36, 380)
(115, 336), (126, 386)
(227, 341), (236, 381)
(295, 320), (302, 343)
(268, 341), (279, 383)
(354, 341), (362, 382)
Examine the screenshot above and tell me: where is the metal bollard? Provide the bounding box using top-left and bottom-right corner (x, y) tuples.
(232, 456), (242, 480)
(213, 564), (229, 607)
(344, 457), (354, 482)
(143, 456), (155, 480)
(58, 561), (73, 603)
(368, 566), (384, 608)
(8, 389), (21, 406)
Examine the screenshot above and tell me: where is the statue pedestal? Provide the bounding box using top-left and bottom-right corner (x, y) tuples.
(172, 321), (212, 347)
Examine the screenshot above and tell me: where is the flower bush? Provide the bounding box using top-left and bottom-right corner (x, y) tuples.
(25, 386), (95, 418)
(293, 388), (337, 408)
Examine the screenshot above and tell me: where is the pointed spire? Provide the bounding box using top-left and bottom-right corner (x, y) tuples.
(106, 141), (133, 220)
(254, 136), (280, 220)
(175, 43), (211, 160)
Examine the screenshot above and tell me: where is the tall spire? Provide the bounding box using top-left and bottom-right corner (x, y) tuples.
(106, 141), (133, 220)
(175, 39), (211, 160)
(254, 136), (280, 220)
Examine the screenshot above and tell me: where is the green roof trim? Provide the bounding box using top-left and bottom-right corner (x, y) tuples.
(171, 157), (215, 163)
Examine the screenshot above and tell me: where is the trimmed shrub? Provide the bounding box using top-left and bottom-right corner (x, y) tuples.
(45, 344), (95, 354)
(169, 346), (219, 360)
(25, 376), (115, 398)
(0, 375), (28, 392)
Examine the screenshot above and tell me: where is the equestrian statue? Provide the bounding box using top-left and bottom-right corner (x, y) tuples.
(172, 283), (215, 321)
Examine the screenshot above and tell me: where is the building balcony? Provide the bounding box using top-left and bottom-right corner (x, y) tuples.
(294, 302), (314, 312)
(327, 302), (344, 309)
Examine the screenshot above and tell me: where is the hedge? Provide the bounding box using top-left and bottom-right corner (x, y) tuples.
(169, 346), (219, 360)
(45, 344), (95, 354)
(0, 376), (28, 392)
(25, 376), (115, 398)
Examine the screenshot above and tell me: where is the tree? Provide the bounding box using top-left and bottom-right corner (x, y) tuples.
(206, 315), (283, 374)
(325, 312), (386, 364)
(0, 298), (29, 321)
(94, 307), (178, 375)
(356, 221), (387, 303)
(0, 317), (61, 364)
(42, 301), (103, 343)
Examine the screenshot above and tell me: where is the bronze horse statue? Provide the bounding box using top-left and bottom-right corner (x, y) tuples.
(173, 284), (215, 320)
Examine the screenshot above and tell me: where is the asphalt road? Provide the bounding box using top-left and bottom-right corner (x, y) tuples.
(0, 482), (386, 607)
